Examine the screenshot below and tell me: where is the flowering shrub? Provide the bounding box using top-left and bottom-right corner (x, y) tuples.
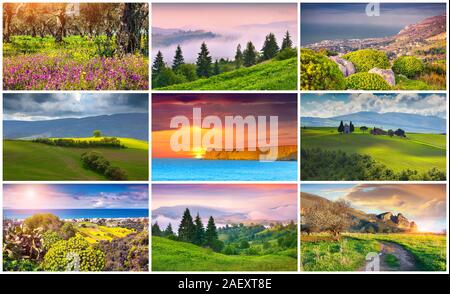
(343, 49), (390, 72)
(3, 53), (148, 90)
(345, 72), (391, 90)
(392, 56), (424, 78)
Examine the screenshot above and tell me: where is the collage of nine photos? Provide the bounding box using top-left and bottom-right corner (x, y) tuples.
(0, 1), (448, 273)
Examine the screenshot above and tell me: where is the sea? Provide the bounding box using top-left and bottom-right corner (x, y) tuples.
(3, 209), (149, 220)
(301, 23), (403, 45)
(152, 158), (298, 181)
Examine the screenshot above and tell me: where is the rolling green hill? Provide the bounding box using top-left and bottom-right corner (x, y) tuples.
(301, 127), (446, 173)
(157, 57), (297, 90)
(3, 138), (148, 180)
(152, 236), (297, 271)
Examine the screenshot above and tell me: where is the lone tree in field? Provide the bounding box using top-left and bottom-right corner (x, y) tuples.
(196, 42), (212, 78)
(360, 126), (368, 133)
(152, 51), (165, 75)
(172, 45), (185, 71)
(193, 213), (205, 245)
(178, 208), (195, 242)
(243, 41), (257, 67)
(234, 44), (243, 69)
(261, 33), (279, 60)
(116, 3), (149, 55)
(281, 31), (293, 50)
(303, 199), (352, 240)
(338, 121), (344, 134)
(93, 130), (102, 137)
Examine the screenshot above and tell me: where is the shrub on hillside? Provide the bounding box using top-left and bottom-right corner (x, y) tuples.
(33, 137), (124, 148)
(105, 166), (128, 181)
(300, 48), (346, 90)
(345, 72), (391, 90)
(342, 49), (390, 72)
(43, 236), (105, 271)
(392, 56), (424, 78)
(41, 231), (62, 251)
(24, 214), (62, 231)
(81, 151), (127, 180)
(275, 47), (297, 61)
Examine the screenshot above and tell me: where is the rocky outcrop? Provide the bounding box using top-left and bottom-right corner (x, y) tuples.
(376, 212), (418, 232)
(328, 56), (355, 77)
(203, 145), (297, 161)
(368, 67), (396, 86)
(397, 14), (447, 41)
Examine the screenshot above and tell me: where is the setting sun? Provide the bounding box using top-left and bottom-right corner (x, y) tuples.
(192, 147), (206, 159)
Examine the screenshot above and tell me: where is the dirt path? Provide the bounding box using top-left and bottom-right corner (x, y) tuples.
(362, 241), (419, 271)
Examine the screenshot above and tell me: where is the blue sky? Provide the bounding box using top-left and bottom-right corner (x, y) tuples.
(3, 184), (149, 209)
(301, 93), (447, 118)
(301, 184), (446, 233)
(301, 3), (446, 26)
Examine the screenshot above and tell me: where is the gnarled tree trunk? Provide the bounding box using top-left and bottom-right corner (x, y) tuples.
(116, 3), (148, 56)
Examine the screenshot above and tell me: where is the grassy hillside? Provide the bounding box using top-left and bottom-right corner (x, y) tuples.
(152, 236), (297, 271)
(157, 57), (297, 90)
(3, 138), (148, 180)
(301, 127), (446, 173)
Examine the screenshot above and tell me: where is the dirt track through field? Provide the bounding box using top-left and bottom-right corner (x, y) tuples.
(361, 241), (418, 272)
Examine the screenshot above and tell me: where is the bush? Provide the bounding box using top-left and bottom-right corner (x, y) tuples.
(42, 231), (62, 251)
(175, 64), (198, 82)
(24, 214), (62, 231)
(153, 67), (186, 88)
(392, 56), (424, 78)
(300, 48), (346, 90)
(342, 49), (390, 72)
(60, 222), (76, 240)
(3, 256), (40, 271)
(345, 72), (391, 90)
(43, 236), (105, 271)
(275, 47), (297, 61)
(105, 166), (128, 181)
(81, 151), (127, 180)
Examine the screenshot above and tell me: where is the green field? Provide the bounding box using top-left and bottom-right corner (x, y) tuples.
(301, 127), (446, 173)
(75, 222), (134, 244)
(3, 137), (148, 180)
(301, 233), (446, 271)
(152, 236), (297, 271)
(157, 57), (297, 90)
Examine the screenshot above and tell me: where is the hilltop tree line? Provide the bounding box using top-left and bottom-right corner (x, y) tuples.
(3, 3), (149, 55)
(152, 31), (295, 88)
(152, 208), (223, 252)
(337, 121), (406, 137)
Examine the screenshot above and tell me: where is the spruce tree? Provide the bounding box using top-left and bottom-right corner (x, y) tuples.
(164, 223), (174, 237)
(243, 41), (257, 67)
(261, 33), (279, 60)
(172, 45), (185, 71)
(338, 121), (344, 133)
(281, 31), (293, 50)
(193, 213), (205, 245)
(196, 42), (212, 78)
(178, 208), (195, 242)
(151, 222), (162, 237)
(235, 44), (243, 69)
(152, 51), (165, 75)
(204, 216), (218, 247)
(213, 59), (220, 75)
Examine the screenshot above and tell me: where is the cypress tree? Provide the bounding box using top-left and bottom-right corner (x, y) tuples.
(243, 41), (257, 67)
(235, 44), (243, 69)
(338, 121), (344, 133)
(152, 51), (165, 75)
(151, 222), (162, 237)
(204, 216), (218, 247)
(261, 33), (279, 60)
(172, 45), (185, 71)
(193, 213), (205, 245)
(196, 42), (212, 77)
(281, 31), (293, 50)
(178, 208), (195, 242)
(350, 121), (355, 133)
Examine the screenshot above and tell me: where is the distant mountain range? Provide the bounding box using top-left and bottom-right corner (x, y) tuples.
(4, 113), (148, 140)
(301, 192), (418, 233)
(152, 27), (219, 47)
(301, 111), (446, 133)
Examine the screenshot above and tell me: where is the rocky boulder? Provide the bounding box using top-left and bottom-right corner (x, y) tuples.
(328, 56), (355, 77)
(368, 67), (396, 86)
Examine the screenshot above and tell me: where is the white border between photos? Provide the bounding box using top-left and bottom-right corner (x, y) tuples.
(0, 0), (448, 276)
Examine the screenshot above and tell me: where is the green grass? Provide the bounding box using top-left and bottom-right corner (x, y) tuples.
(301, 127), (446, 173)
(3, 139), (148, 180)
(349, 233), (447, 271)
(152, 236), (297, 271)
(157, 57), (297, 90)
(394, 75), (432, 90)
(301, 234), (381, 271)
(384, 254), (400, 268)
(75, 222), (134, 244)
